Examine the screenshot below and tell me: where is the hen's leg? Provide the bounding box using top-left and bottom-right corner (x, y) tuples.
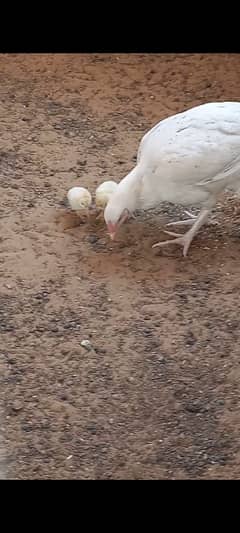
(165, 209), (220, 229)
(153, 208), (211, 257)
(165, 210), (197, 227)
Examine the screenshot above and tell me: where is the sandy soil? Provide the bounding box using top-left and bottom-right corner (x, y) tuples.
(1, 53), (240, 479)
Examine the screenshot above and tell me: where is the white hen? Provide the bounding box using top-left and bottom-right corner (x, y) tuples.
(104, 101), (240, 256)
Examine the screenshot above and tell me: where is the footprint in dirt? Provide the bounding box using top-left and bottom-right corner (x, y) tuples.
(54, 207), (105, 232)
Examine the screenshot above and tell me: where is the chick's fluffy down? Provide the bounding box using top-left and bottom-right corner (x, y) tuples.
(67, 187), (92, 210)
(95, 181), (118, 208)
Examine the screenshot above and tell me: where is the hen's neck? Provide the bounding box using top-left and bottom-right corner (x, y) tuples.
(118, 165), (143, 210)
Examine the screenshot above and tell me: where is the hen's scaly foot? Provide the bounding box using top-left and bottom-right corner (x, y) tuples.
(152, 230), (194, 257)
(153, 208), (211, 257)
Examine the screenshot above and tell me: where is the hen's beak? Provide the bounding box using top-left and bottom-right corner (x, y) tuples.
(107, 222), (117, 240)
(107, 210), (130, 240)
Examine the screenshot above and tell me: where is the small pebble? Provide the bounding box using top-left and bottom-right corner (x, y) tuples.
(12, 400), (23, 412)
(51, 326), (59, 333)
(81, 340), (92, 351)
(88, 235), (98, 244)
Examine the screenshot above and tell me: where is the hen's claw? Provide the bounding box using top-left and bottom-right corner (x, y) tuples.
(153, 208), (211, 257)
(153, 233), (193, 257)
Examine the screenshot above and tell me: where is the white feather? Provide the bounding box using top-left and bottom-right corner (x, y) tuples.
(67, 187), (92, 210)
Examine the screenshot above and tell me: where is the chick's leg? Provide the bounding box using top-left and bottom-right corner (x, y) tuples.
(153, 208), (211, 257)
(86, 206), (103, 222)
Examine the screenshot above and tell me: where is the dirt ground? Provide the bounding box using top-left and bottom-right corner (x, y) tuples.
(1, 54), (240, 480)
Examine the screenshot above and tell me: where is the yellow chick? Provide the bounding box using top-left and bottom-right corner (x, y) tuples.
(67, 187), (92, 211)
(95, 181), (118, 209)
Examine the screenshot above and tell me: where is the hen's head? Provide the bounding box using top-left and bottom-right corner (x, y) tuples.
(104, 182), (139, 240)
(104, 166), (142, 239)
(104, 201), (130, 240)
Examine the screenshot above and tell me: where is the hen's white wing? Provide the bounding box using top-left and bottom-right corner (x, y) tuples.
(138, 102), (240, 194)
